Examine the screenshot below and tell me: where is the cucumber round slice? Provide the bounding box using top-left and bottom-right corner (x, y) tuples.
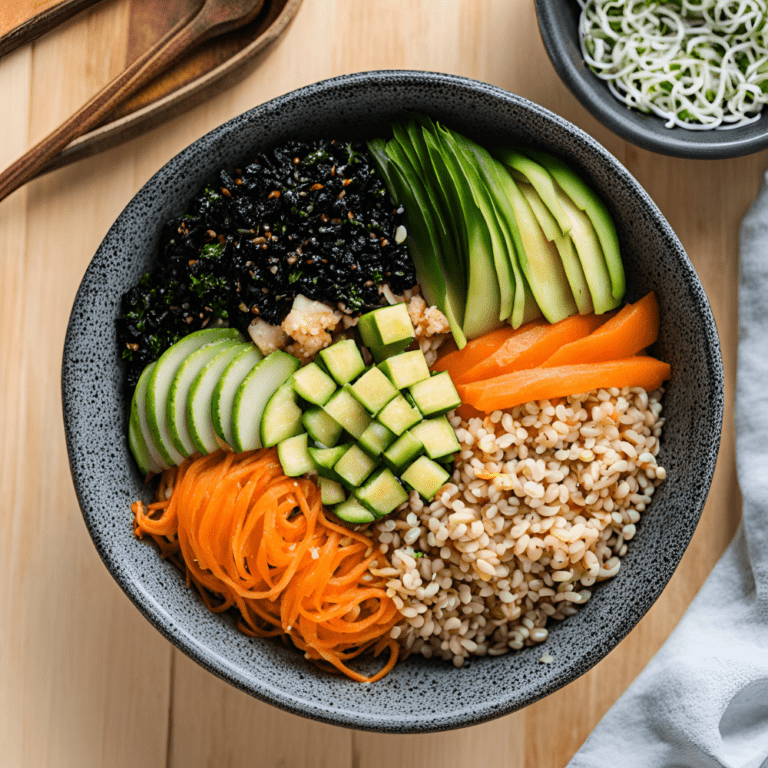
(129, 362), (165, 475)
(211, 345), (264, 448)
(168, 339), (238, 457)
(147, 328), (241, 466)
(231, 350), (301, 452)
(188, 342), (250, 455)
(261, 380), (304, 448)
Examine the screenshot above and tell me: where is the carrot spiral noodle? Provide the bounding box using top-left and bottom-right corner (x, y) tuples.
(132, 448), (400, 683)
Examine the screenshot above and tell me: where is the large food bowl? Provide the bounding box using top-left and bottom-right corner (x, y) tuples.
(534, 0), (768, 159)
(62, 70), (723, 732)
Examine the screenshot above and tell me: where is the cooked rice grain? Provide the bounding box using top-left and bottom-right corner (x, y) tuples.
(374, 387), (666, 666)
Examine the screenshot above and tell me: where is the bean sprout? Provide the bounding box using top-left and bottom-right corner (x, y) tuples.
(577, 0), (768, 129)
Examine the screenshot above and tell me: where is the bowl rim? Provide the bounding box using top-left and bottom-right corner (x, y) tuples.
(63, 68), (724, 732)
(534, 0), (768, 159)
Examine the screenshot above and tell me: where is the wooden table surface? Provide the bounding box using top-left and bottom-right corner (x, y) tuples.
(0, 1), (753, 765)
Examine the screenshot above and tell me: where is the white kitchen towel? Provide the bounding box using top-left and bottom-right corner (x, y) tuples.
(568, 172), (768, 768)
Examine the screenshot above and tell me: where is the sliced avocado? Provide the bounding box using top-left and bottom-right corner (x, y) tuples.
(494, 148), (572, 237)
(471, 149), (543, 328)
(504, 175), (578, 324)
(522, 148), (626, 302)
(385, 137), (467, 309)
(519, 183), (593, 315)
(430, 127), (503, 339)
(556, 188), (619, 315)
(367, 139), (467, 348)
(445, 129), (516, 322)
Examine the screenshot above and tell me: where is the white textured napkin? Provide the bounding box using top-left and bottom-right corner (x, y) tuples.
(568, 172), (768, 768)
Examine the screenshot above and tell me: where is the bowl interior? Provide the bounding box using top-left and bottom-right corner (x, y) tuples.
(534, 0), (768, 159)
(62, 71), (723, 732)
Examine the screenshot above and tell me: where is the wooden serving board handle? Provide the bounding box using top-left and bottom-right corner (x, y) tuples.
(0, 0), (104, 58)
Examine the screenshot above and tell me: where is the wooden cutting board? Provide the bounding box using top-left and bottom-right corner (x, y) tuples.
(1, 0), (303, 175)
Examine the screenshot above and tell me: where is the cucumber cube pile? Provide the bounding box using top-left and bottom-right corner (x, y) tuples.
(272, 304), (461, 524)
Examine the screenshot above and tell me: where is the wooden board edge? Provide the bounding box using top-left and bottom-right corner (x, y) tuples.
(0, 0), (104, 58)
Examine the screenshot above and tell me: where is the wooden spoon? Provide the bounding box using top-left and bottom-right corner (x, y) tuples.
(0, 0), (265, 203)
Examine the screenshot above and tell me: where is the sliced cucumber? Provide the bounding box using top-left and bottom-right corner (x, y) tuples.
(129, 362), (166, 475)
(383, 430), (424, 473)
(401, 456), (451, 501)
(292, 362), (337, 406)
(211, 345), (264, 448)
(358, 421), (396, 458)
(378, 350), (431, 390)
(409, 371), (461, 418)
(356, 468), (409, 518)
(350, 366), (398, 414)
(323, 386), (371, 439)
(168, 339), (239, 457)
(302, 406), (343, 447)
(410, 416), (461, 460)
(334, 497), (376, 524)
(309, 444), (351, 480)
(334, 444), (376, 489)
(188, 342), (250, 455)
(232, 350), (301, 452)
(358, 304), (415, 348)
(318, 339), (366, 385)
(368, 338), (413, 363)
(320, 477), (346, 506)
(261, 379), (304, 448)
(376, 394), (422, 436)
(147, 328), (242, 466)
(277, 433), (313, 477)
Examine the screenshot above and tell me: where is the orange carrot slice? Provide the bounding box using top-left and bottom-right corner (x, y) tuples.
(458, 356), (671, 412)
(431, 323), (542, 380)
(542, 292), (660, 368)
(456, 313), (608, 384)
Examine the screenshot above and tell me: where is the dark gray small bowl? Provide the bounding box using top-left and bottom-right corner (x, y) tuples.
(535, 0), (768, 159)
(62, 70), (723, 733)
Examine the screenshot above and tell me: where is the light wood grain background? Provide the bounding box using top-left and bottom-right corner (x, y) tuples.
(0, 1), (754, 766)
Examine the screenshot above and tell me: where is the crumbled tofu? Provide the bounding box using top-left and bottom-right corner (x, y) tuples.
(407, 293), (450, 337)
(281, 294), (342, 361)
(248, 318), (289, 356)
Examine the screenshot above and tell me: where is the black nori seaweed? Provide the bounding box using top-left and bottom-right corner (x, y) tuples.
(117, 139), (416, 389)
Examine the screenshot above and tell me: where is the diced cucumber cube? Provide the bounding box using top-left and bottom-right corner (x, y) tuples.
(292, 362), (337, 406)
(376, 394), (422, 436)
(369, 338), (412, 363)
(408, 370), (461, 417)
(350, 366), (398, 414)
(358, 421), (396, 458)
(320, 477), (346, 506)
(401, 456), (451, 501)
(261, 380), (305, 448)
(323, 386), (371, 439)
(319, 339), (366, 385)
(383, 430), (424, 472)
(410, 416), (461, 460)
(277, 433), (314, 477)
(334, 444), (376, 489)
(302, 406), (343, 447)
(356, 468), (408, 518)
(334, 497), (376, 524)
(358, 304), (415, 348)
(378, 350), (430, 390)
(309, 444), (351, 480)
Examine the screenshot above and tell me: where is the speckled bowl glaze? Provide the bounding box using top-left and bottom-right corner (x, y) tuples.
(63, 70), (723, 733)
(535, 0), (768, 159)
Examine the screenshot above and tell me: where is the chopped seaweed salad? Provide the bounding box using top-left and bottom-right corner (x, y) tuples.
(117, 139), (417, 389)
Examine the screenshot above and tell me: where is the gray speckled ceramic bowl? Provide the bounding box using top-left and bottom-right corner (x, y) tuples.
(535, 0), (768, 159)
(62, 70), (723, 733)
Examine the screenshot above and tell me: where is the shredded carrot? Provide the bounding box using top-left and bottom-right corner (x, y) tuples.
(132, 449), (400, 683)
